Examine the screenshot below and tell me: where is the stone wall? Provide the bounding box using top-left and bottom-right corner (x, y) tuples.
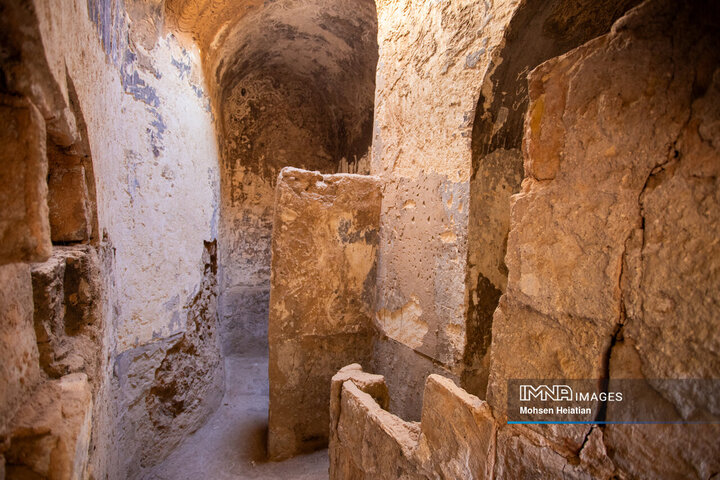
(370, 0), (519, 420)
(329, 365), (496, 480)
(332, 1), (720, 479)
(370, 0), (644, 417)
(0, 0), (223, 478)
(268, 168), (381, 460)
(199, 0), (378, 355)
(463, 0), (640, 397)
(487, 0), (720, 477)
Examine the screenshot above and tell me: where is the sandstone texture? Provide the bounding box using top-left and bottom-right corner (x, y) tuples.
(31, 246), (102, 382)
(0, 95), (51, 265)
(330, 366), (496, 480)
(0, 264), (41, 436)
(268, 168), (381, 460)
(486, 0), (720, 475)
(463, 0), (639, 397)
(114, 240), (224, 471)
(369, 0), (519, 419)
(3, 374), (93, 480)
(47, 160), (93, 243)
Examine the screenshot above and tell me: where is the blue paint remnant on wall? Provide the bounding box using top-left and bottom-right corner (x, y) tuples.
(87, 0), (166, 158)
(171, 56), (192, 80)
(124, 150), (143, 204)
(465, 49), (485, 68)
(87, 0), (127, 66)
(148, 110), (167, 158)
(208, 168), (220, 239)
(122, 50), (161, 107)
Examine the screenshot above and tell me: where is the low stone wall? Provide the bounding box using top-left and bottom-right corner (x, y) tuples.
(329, 365), (496, 480)
(268, 168), (382, 459)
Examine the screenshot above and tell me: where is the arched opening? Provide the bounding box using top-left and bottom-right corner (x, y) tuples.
(463, 0), (642, 397)
(154, 0), (379, 471)
(209, 0), (378, 356)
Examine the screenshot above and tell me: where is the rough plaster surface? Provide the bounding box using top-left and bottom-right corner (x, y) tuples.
(370, 0), (521, 407)
(113, 240), (224, 475)
(268, 168), (381, 460)
(0, 0), (223, 477)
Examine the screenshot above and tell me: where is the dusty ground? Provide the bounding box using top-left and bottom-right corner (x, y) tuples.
(150, 351), (329, 480)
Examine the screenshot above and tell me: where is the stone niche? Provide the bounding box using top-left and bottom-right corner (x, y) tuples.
(329, 365), (496, 480)
(31, 246), (102, 382)
(268, 167), (382, 460)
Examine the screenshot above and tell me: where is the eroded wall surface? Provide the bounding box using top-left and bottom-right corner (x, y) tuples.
(370, 0), (520, 419)
(463, 0), (640, 397)
(268, 168), (381, 460)
(487, 0), (720, 477)
(329, 366), (496, 480)
(333, 1), (720, 478)
(0, 0), (224, 478)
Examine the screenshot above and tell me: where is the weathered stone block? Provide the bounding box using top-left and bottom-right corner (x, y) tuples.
(487, 0), (720, 475)
(47, 160), (92, 243)
(494, 427), (593, 480)
(0, 95), (51, 265)
(330, 364), (389, 432)
(329, 367), (497, 480)
(416, 375), (496, 479)
(4, 373), (93, 480)
(31, 246), (101, 380)
(335, 380), (422, 480)
(268, 168), (381, 460)
(0, 263), (41, 435)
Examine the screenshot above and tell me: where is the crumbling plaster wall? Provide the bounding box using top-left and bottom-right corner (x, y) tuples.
(0, 0), (224, 478)
(370, 0), (520, 419)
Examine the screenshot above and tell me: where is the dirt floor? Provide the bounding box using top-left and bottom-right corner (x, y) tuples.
(150, 352), (329, 480)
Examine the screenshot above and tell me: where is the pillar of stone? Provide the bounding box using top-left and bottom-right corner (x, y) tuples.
(268, 167), (382, 460)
